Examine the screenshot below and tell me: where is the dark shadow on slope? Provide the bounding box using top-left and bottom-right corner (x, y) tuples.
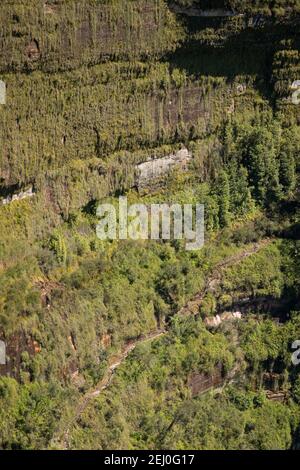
(164, 19), (300, 103)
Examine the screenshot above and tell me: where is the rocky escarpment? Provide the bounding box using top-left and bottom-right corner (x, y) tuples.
(0, 61), (252, 190)
(136, 147), (192, 191)
(0, 0), (183, 73)
(0, 0), (299, 210)
(0, 186), (35, 206)
(188, 363), (225, 396)
(0, 331), (41, 380)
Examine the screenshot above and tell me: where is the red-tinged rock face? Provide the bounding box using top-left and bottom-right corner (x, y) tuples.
(25, 40), (40, 61)
(0, 331), (41, 379)
(188, 364), (224, 397)
(44, 2), (59, 16)
(101, 333), (112, 349)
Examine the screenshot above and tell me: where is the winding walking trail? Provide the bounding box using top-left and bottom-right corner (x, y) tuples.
(61, 329), (166, 449)
(59, 238), (271, 449)
(178, 238), (271, 317)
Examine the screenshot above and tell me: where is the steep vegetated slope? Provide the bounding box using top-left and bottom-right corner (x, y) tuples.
(0, 0), (300, 450)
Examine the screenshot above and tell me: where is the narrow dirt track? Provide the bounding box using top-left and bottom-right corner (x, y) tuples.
(178, 238), (271, 317)
(61, 329), (166, 449)
(60, 238), (271, 449)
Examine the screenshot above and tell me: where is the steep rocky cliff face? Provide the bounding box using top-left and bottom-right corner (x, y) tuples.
(0, 0), (299, 361)
(0, 66), (237, 187)
(0, 0), (182, 72)
(0, 1), (298, 211)
(1, 1), (299, 205)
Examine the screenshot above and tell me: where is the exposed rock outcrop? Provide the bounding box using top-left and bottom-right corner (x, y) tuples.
(188, 364), (224, 397)
(0, 331), (41, 379)
(25, 40), (40, 61)
(136, 148), (192, 191)
(101, 334), (112, 350)
(44, 2), (59, 15)
(204, 311), (242, 328)
(0, 1), (182, 73)
(1, 186), (35, 206)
